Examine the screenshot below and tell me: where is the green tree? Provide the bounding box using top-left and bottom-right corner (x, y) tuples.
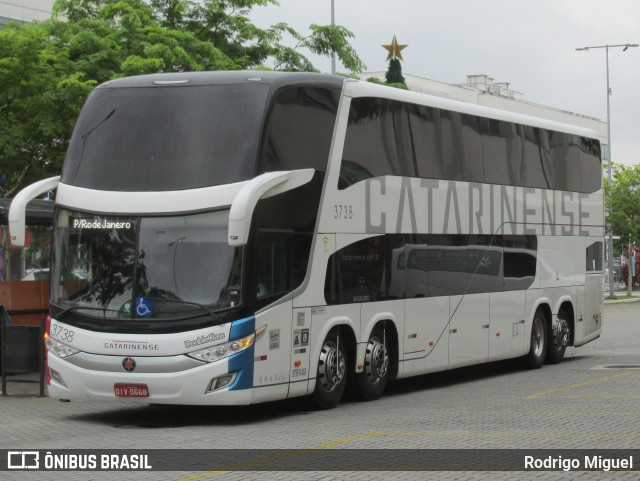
(0, 22), (93, 196)
(53, 0), (231, 79)
(53, 0), (365, 74)
(607, 162), (640, 254)
(385, 57), (406, 86)
(0, 0), (365, 196)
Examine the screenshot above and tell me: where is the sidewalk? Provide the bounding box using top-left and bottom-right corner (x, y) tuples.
(604, 288), (640, 304)
(0, 371), (45, 396)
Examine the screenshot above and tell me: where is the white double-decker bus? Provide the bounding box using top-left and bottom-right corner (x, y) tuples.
(9, 71), (603, 408)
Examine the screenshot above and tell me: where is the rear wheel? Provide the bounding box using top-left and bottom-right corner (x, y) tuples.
(546, 312), (570, 364)
(312, 331), (347, 409)
(353, 327), (390, 401)
(525, 310), (547, 369)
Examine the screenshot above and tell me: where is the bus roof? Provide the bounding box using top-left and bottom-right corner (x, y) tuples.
(96, 71), (597, 140)
(96, 70), (346, 91)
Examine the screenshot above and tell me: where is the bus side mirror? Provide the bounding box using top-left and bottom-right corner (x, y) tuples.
(8, 176), (60, 247)
(228, 169), (314, 246)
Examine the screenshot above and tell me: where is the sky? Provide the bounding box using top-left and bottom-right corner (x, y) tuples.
(251, 0), (640, 166)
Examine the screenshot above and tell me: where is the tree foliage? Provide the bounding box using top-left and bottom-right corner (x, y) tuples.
(606, 162), (640, 254)
(0, 0), (365, 196)
(0, 21), (93, 196)
(385, 58), (405, 86)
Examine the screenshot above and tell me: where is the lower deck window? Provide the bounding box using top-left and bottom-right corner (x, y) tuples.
(325, 234), (537, 305)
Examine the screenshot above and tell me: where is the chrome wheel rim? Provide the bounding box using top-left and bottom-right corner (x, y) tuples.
(532, 318), (544, 357)
(318, 340), (345, 392)
(365, 336), (389, 384)
(555, 317), (569, 348)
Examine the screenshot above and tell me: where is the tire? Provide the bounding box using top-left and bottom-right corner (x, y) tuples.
(353, 327), (390, 401)
(312, 330), (347, 409)
(546, 312), (570, 364)
(524, 310), (547, 369)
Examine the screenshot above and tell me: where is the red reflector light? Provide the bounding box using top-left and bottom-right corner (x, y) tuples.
(45, 315), (51, 385)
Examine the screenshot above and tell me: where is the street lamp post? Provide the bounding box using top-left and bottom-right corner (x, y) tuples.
(575, 43), (639, 299)
(331, 0), (336, 75)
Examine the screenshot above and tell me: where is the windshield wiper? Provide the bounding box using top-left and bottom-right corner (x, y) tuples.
(51, 303), (121, 320)
(71, 108), (116, 182)
(140, 297), (224, 323)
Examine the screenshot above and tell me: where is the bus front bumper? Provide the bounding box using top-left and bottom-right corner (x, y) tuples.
(46, 352), (254, 406)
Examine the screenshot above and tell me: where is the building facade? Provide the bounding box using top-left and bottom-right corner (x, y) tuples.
(0, 0), (55, 28)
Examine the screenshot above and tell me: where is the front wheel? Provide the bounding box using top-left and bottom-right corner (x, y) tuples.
(524, 311), (547, 369)
(353, 328), (390, 401)
(312, 331), (347, 409)
(546, 313), (570, 364)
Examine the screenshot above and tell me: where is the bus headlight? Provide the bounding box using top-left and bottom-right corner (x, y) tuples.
(45, 337), (80, 358)
(187, 333), (255, 363)
(187, 325), (267, 363)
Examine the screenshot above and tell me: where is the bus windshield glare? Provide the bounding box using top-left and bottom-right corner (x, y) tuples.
(51, 209), (243, 320)
(61, 83), (270, 191)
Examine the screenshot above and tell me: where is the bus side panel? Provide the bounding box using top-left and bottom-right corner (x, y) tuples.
(573, 236), (587, 289)
(288, 307), (312, 399)
(403, 297), (449, 377)
(579, 274), (604, 346)
(252, 301), (293, 403)
(360, 300), (402, 346)
(489, 290), (526, 361)
(573, 282), (585, 346)
(538, 236), (576, 288)
(448, 293), (489, 369)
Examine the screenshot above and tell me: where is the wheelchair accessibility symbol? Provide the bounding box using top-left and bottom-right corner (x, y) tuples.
(135, 297), (153, 318)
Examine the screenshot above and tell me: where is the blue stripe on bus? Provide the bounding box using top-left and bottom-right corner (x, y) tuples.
(228, 316), (256, 391)
(229, 316), (255, 340)
(228, 345), (254, 391)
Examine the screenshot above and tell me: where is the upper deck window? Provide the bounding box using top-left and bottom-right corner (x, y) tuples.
(62, 83), (270, 191)
(340, 97), (602, 193)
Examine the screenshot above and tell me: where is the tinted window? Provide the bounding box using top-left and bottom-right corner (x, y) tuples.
(482, 120), (523, 186)
(503, 235), (537, 290)
(340, 98), (414, 188)
(466, 234), (502, 294)
(253, 172), (325, 308)
(340, 97), (601, 193)
(521, 126), (549, 189)
(258, 87), (340, 173)
(407, 105), (445, 180)
(325, 236), (385, 304)
(254, 232), (291, 302)
(325, 234), (537, 304)
(460, 114), (485, 183)
(580, 138), (603, 192)
(586, 241), (603, 272)
(62, 84), (270, 191)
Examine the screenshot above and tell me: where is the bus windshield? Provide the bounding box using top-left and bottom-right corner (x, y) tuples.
(51, 209), (243, 320)
(61, 83), (270, 191)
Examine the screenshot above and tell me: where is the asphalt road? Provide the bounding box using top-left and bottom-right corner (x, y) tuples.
(2, 302), (640, 480)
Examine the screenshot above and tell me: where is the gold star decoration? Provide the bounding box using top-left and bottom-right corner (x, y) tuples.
(382, 35), (408, 61)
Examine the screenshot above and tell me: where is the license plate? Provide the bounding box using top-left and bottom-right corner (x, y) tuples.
(114, 383), (149, 398)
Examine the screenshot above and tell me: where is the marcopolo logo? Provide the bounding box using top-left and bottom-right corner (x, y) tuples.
(8, 451), (39, 470)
